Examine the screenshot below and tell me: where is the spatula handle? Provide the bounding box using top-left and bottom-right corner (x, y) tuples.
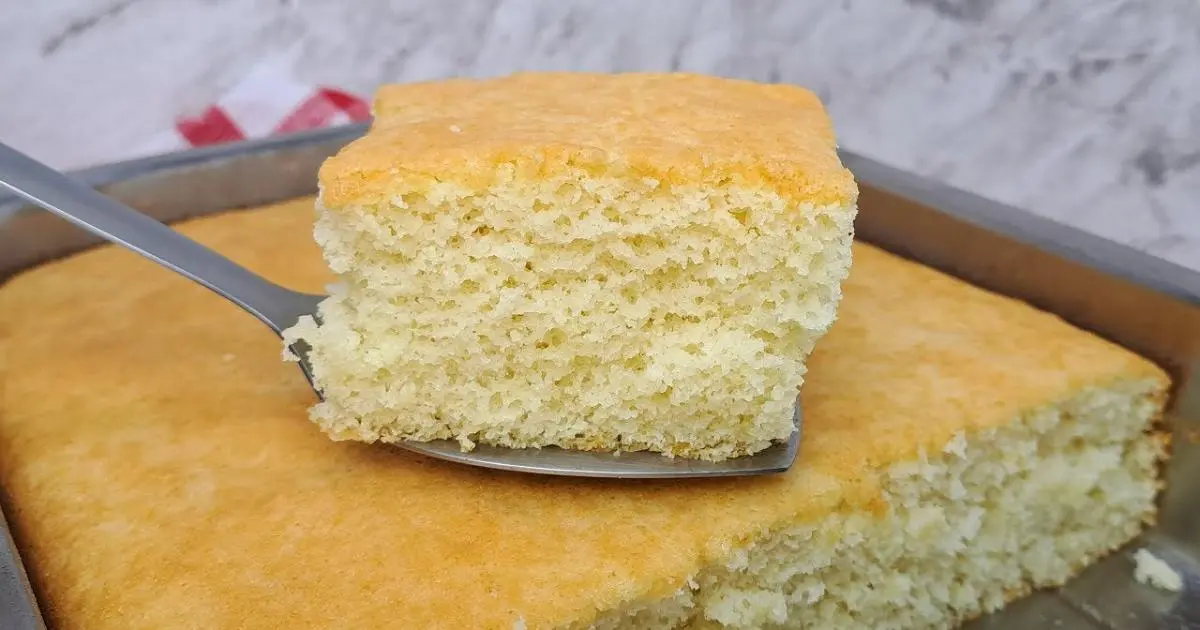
(0, 141), (319, 333)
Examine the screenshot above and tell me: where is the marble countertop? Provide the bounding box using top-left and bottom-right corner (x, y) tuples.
(1, 0), (1197, 270)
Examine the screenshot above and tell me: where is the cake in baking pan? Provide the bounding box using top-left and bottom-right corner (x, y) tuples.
(282, 72), (859, 461)
(0, 197), (1169, 628)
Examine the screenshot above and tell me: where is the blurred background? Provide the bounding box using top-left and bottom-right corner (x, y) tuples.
(1, 0), (1196, 268)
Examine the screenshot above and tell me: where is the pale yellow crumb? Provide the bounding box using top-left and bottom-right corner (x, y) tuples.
(1132, 548), (1183, 592)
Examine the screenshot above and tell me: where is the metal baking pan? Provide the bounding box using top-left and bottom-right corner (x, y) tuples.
(1, 124), (1197, 629)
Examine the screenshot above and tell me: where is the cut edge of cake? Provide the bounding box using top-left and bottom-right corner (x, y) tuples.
(284, 177), (857, 461)
(569, 374), (1169, 629)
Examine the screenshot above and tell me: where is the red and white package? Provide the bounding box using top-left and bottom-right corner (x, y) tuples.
(138, 54), (371, 155)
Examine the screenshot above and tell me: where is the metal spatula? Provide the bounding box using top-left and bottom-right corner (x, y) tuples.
(0, 141), (801, 479)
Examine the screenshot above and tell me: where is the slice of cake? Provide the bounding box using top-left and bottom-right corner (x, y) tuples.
(282, 72), (859, 461)
(0, 198), (1170, 629)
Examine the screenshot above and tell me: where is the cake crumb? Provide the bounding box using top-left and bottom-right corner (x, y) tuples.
(449, 124), (462, 133)
(1132, 548), (1183, 592)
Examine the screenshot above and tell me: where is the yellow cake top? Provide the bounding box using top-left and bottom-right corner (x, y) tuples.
(0, 198), (1166, 629)
(319, 73), (858, 208)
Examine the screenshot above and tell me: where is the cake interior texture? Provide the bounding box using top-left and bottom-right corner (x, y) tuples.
(283, 72), (859, 460)
(0, 198), (1170, 630)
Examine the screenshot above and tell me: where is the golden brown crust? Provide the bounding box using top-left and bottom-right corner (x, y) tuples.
(319, 73), (858, 208)
(0, 198), (1168, 629)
